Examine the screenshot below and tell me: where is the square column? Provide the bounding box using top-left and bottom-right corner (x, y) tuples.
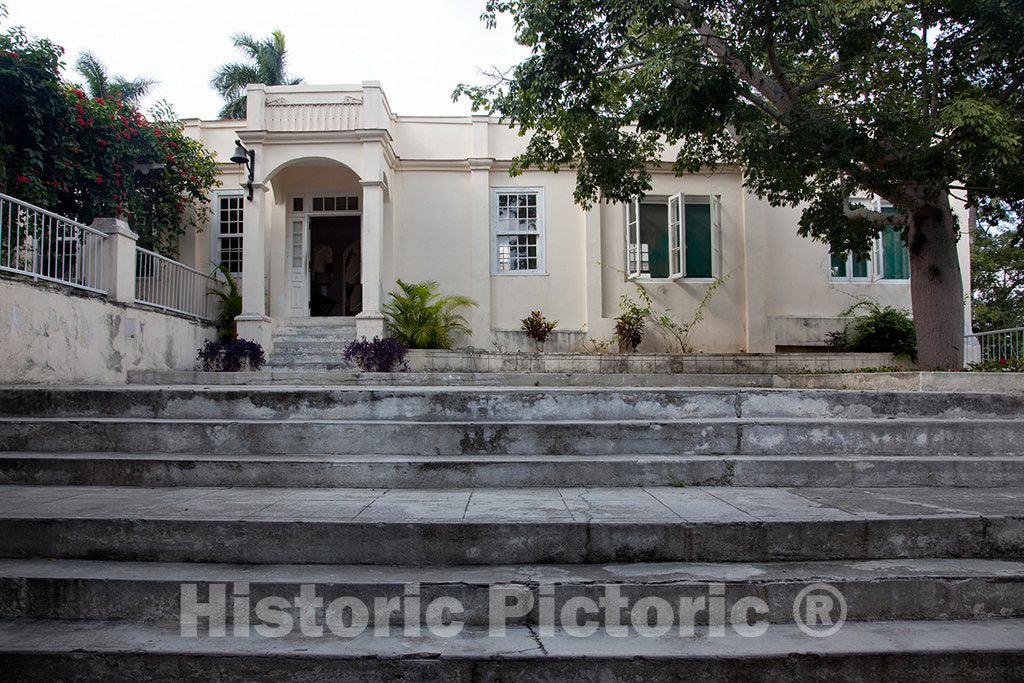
(356, 179), (386, 339)
(235, 182), (273, 350)
(92, 217), (138, 304)
(468, 157), (493, 347)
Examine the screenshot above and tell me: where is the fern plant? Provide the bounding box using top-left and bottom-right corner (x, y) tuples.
(382, 280), (477, 349)
(210, 264), (242, 342)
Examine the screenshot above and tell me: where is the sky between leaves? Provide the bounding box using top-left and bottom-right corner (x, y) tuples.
(6, 0), (528, 118)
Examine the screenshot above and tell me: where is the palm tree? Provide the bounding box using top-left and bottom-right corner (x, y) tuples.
(75, 51), (157, 104)
(210, 30), (303, 119)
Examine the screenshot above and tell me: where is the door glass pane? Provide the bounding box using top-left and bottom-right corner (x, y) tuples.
(291, 220), (303, 268)
(639, 203), (669, 278)
(684, 202), (713, 278)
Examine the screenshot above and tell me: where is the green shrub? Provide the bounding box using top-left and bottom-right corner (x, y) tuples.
(614, 294), (648, 352)
(382, 280), (477, 349)
(967, 357), (1024, 372)
(209, 264), (241, 342)
(839, 300), (917, 360)
(521, 310), (558, 348)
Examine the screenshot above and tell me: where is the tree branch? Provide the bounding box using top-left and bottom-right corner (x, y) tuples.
(765, 38), (797, 104)
(998, 75), (1023, 103)
(669, 0), (791, 113)
(843, 199), (909, 226)
(793, 59), (855, 97)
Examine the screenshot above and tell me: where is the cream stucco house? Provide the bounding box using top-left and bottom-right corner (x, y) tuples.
(178, 82), (972, 354)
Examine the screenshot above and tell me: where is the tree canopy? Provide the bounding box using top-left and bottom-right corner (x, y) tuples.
(0, 13), (219, 254)
(456, 0), (1024, 368)
(211, 30), (303, 119)
(972, 213), (1024, 332)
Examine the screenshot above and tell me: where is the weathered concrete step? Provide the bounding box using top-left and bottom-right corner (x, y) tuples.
(1, 416), (1022, 456)
(268, 353), (363, 364)
(264, 361), (352, 371)
(2, 453), (1024, 488)
(0, 485), (1020, 564)
(274, 337), (358, 348)
(273, 326), (356, 337)
(274, 322), (356, 331)
(2, 618), (1023, 681)
(127, 371), (777, 387)
(3, 558), (1022, 625)
(5, 386), (1022, 422)
(273, 340), (356, 353)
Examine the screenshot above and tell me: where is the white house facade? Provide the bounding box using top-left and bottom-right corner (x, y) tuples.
(178, 82), (973, 354)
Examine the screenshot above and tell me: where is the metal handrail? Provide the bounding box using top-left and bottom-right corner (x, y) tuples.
(967, 326), (1024, 362)
(0, 191), (108, 294)
(134, 246), (221, 321)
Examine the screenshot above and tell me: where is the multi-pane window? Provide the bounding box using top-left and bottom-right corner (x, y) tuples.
(311, 195), (359, 212)
(830, 199), (910, 282)
(491, 188), (544, 274)
(215, 193), (244, 275)
(626, 194), (722, 279)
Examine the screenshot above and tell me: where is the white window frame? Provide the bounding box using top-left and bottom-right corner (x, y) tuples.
(828, 197), (910, 284)
(490, 186), (546, 276)
(626, 194), (722, 281)
(212, 190), (244, 275)
(307, 192), (361, 215)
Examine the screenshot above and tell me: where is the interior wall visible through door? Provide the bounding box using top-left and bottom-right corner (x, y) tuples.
(309, 216), (361, 317)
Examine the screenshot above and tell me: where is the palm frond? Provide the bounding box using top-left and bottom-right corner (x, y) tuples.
(211, 30), (303, 119)
(230, 33), (262, 61)
(75, 51), (109, 98)
(111, 76), (158, 104)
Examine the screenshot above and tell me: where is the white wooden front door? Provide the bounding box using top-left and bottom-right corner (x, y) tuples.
(288, 215), (309, 317)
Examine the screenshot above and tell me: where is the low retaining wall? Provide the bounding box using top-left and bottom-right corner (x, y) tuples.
(775, 371), (1024, 393)
(404, 349), (900, 374)
(0, 275), (217, 384)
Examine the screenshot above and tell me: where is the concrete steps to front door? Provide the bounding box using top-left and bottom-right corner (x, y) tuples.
(0, 484), (1020, 565)
(3, 452), (1023, 488)
(266, 318), (357, 370)
(1, 383), (1023, 679)
(4, 618), (1022, 681)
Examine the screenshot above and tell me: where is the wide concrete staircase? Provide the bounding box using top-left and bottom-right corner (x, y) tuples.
(265, 318), (357, 371)
(0, 384), (1022, 680)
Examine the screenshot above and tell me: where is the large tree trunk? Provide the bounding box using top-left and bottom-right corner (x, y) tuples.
(908, 198), (965, 369)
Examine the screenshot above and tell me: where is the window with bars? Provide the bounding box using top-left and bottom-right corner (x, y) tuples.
(829, 198), (910, 282)
(215, 193), (244, 275)
(491, 188), (545, 274)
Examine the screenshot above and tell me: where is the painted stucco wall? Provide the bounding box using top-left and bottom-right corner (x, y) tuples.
(0, 276), (217, 384)
(180, 85), (972, 353)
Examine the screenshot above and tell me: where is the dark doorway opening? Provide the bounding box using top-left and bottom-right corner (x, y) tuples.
(309, 216), (361, 317)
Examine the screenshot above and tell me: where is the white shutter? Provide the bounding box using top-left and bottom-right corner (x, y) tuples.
(668, 193), (684, 279)
(626, 199), (641, 278)
(711, 194), (723, 278)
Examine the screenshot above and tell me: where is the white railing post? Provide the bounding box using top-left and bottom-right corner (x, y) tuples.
(92, 217), (138, 304)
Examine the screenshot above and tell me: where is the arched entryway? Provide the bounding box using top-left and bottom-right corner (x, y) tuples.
(266, 158), (364, 319)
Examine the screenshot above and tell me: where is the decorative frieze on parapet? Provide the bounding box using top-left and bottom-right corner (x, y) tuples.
(248, 83), (392, 134)
(265, 100), (363, 132)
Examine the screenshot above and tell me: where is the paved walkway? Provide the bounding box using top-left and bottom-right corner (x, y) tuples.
(2, 485), (1020, 522)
